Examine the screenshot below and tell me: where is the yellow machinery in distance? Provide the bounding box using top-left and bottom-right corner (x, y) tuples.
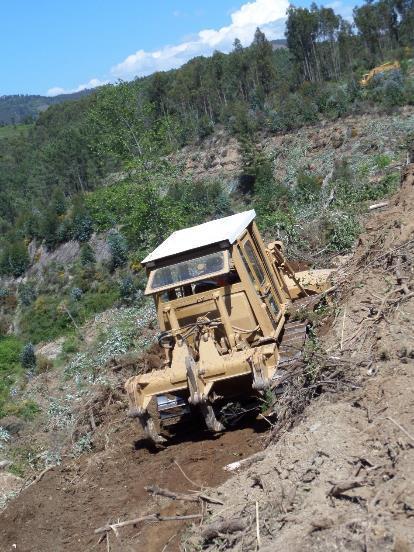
(125, 210), (333, 444)
(359, 61), (400, 87)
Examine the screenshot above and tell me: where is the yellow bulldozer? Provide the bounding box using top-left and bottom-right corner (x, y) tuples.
(359, 61), (400, 87)
(125, 210), (332, 443)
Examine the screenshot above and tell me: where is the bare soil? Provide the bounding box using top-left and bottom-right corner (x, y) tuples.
(0, 417), (266, 552)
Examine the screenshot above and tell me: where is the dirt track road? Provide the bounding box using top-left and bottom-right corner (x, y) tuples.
(0, 420), (266, 552)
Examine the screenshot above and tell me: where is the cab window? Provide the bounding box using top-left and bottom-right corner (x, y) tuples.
(244, 240), (265, 284)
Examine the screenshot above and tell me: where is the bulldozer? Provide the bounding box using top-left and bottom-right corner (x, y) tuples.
(359, 60), (400, 87)
(125, 210), (332, 444)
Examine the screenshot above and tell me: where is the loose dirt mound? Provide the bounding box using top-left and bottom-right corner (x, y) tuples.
(184, 165), (414, 551)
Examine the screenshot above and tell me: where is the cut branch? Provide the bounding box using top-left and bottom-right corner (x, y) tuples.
(328, 478), (368, 497)
(95, 513), (201, 535)
(145, 484), (223, 505)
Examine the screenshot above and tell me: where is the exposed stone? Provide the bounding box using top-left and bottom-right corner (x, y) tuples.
(0, 416), (25, 436)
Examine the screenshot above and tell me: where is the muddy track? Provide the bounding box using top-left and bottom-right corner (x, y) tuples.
(0, 419), (267, 552)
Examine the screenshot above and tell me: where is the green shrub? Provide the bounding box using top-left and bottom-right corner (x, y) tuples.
(108, 230), (128, 270)
(0, 240), (30, 277)
(0, 336), (24, 417)
(295, 172), (322, 204)
(19, 296), (72, 343)
(18, 282), (37, 307)
(20, 343), (36, 373)
(374, 154), (392, 169)
(72, 212), (93, 242)
(119, 276), (135, 301)
(327, 212), (361, 252)
(40, 209), (60, 250)
(70, 287), (83, 301)
(80, 243), (95, 266)
(3, 399), (41, 420)
(78, 288), (119, 318)
(62, 335), (80, 355)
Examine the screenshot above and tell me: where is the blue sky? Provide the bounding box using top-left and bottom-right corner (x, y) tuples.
(1, 0), (355, 96)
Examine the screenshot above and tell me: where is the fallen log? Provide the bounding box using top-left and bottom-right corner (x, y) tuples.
(145, 484), (224, 505)
(369, 201), (388, 210)
(328, 478), (367, 497)
(224, 451), (266, 472)
(95, 513), (201, 534)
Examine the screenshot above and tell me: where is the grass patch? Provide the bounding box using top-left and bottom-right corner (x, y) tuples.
(0, 123), (32, 140)
(0, 336), (24, 418)
(2, 399), (41, 421)
(19, 287), (120, 344)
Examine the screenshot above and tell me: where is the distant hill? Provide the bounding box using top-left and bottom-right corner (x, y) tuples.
(270, 39), (287, 50)
(0, 89), (95, 125)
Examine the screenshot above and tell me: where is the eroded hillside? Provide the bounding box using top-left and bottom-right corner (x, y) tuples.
(0, 160), (412, 551)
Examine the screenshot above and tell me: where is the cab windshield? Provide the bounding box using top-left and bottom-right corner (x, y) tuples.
(145, 251), (229, 294)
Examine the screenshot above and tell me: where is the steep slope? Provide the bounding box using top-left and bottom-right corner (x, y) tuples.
(185, 164), (414, 551)
(0, 166), (412, 552)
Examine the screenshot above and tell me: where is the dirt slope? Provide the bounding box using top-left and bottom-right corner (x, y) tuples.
(0, 415), (266, 552)
(185, 164), (414, 551)
(0, 166), (413, 552)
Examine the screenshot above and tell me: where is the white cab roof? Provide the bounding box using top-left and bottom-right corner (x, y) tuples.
(142, 209), (256, 265)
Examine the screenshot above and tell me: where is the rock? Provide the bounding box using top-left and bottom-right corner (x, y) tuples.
(331, 131), (344, 148)
(0, 460), (12, 470)
(0, 416), (25, 436)
(0, 473), (24, 495)
(36, 336), (65, 360)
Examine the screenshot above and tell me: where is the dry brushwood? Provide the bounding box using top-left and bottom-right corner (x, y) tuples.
(268, 348), (361, 443)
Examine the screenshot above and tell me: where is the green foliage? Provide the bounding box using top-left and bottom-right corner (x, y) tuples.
(20, 343), (36, 372)
(70, 287), (83, 301)
(326, 212), (361, 251)
(107, 230), (128, 270)
(19, 296), (72, 343)
(3, 399), (41, 421)
(19, 281), (119, 344)
(0, 336), (24, 418)
(80, 243), (95, 266)
(119, 276), (136, 301)
(71, 210), (93, 243)
(18, 282), (37, 307)
(62, 335), (81, 355)
(0, 240), (30, 277)
(295, 172), (322, 203)
(374, 153), (392, 169)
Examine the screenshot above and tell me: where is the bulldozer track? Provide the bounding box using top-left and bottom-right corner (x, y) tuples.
(278, 320), (308, 368)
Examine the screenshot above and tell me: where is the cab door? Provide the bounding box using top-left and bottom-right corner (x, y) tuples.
(238, 234), (282, 327)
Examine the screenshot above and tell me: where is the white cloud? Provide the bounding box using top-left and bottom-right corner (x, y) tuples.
(46, 77), (108, 97)
(111, 0), (288, 78)
(46, 0), (288, 95)
(327, 1), (355, 21)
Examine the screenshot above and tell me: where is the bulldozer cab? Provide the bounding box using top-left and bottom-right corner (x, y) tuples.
(126, 210), (332, 444)
(143, 210), (287, 348)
